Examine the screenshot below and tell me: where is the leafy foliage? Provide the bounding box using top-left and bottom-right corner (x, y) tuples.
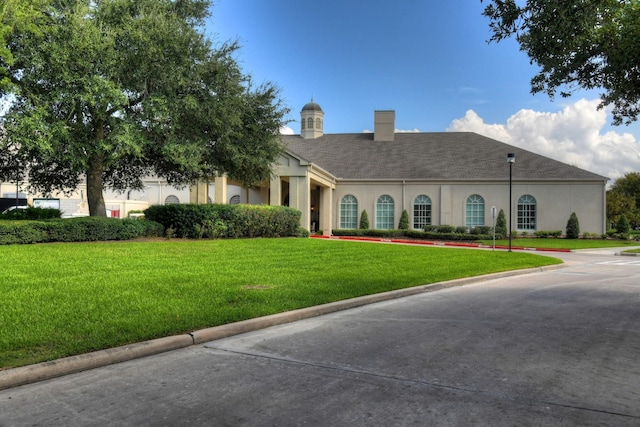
(0, 0), (288, 216)
(0, 207), (61, 220)
(359, 209), (369, 229)
(143, 203), (301, 239)
(607, 172), (640, 229)
(616, 214), (631, 234)
(566, 212), (580, 239)
(0, 217), (164, 245)
(398, 209), (409, 230)
(495, 208), (507, 238)
(482, 0), (640, 125)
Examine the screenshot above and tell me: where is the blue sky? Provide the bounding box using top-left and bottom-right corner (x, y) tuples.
(207, 0), (640, 180)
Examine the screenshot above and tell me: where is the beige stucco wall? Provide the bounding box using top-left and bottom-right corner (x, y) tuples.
(333, 180), (606, 234)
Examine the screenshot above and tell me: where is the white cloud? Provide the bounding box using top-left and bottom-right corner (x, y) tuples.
(279, 125), (295, 135)
(446, 99), (640, 181)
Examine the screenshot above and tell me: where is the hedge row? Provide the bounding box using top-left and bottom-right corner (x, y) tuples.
(0, 217), (164, 245)
(1, 207), (62, 220)
(143, 204), (303, 239)
(331, 229), (494, 241)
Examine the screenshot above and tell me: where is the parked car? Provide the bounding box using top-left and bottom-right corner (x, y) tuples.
(1, 205), (28, 215)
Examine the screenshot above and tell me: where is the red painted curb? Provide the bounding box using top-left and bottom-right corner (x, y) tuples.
(309, 234), (571, 253)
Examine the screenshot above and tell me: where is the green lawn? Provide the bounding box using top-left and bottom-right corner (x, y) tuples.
(478, 238), (640, 250)
(0, 238), (560, 369)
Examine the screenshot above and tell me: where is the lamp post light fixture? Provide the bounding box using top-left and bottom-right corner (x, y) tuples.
(507, 153), (515, 252)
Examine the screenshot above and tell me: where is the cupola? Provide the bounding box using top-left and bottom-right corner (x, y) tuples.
(301, 98), (324, 139)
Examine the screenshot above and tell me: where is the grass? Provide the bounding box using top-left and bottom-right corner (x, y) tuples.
(0, 238), (560, 369)
(478, 238), (640, 250)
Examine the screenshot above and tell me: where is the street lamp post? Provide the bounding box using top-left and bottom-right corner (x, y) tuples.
(507, 153), (515, 252)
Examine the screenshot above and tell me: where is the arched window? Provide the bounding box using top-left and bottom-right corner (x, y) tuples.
(517, 195), (537, 230)
(315, 118), (322, 129)
(376, 195), (395, 229)
(339, 195), (358, 229)
(413, 195), (432, 229)
(164, 195), (180, 205)
(307, 117), (313, 130)
(229, 195), (241, 204)
(301, 119), (305, 130)
(465, 194), (484, 228)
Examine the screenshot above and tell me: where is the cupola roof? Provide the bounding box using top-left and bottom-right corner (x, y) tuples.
(301, 99), (323, 112)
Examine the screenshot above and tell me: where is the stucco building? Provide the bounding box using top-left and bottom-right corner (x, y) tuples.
(266, 100), (608, 235)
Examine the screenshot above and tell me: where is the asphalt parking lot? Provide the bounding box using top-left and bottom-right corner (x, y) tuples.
(1, 248), (639, 426)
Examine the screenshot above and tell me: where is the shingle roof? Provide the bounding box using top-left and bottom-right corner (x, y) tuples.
(281, 132), (608, 181)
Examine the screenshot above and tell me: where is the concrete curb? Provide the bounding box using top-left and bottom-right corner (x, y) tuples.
(617, 251), (640, 256)
(0, 335), (194, 391)
(0, 264), (564, 391)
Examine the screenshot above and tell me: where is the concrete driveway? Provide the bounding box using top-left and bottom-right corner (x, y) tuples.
(1, 248), (640, 426)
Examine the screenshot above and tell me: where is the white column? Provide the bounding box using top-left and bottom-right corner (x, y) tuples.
(214, 176), (227, 204)
(269, 176), (281, 206)
(289, 176), (310, 231)
(320, 186), (333, 236)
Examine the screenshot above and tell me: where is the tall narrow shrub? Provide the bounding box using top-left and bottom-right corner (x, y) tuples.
(566, 212), (580, 239)
(616, 214), (631, 234)
(359, 210), (369, 229)
(495, 209), (507, 238)
(398, 210), (409, 230)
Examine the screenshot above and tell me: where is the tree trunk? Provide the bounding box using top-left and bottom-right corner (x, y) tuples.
(87, 154), (107, 217)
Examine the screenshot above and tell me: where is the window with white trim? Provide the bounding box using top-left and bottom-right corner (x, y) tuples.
(340, 195), (358, 229)
(376, 195), (395, 229)
(517, 195), (537, 230)
(413, 195), (432, 229)
(465, 194), (484, 228)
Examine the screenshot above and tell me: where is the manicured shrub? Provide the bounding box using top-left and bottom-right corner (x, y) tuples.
(616, 214), (631, 234)
(534, 230), (563, 238)
(0, 217), (164, 245)
(566, 212), (580, 239)
(0, 222), (49, 244)
(495, 209), (507, 238)
(144, 204), (301, 239)
(471, 226), (493, 235)
(398, 210), (409, 230)
(0, 207), (61, 220)
(424, 225), (457, 233)
(359, 210), (369, 229)
(331, 229), (493, 241)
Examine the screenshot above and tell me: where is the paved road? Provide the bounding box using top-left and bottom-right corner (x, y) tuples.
(1, 249), (640, 426)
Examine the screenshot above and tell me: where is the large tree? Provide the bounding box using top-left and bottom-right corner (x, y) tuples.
(482, 0), (640, 125)
(0, 0), (288, 216)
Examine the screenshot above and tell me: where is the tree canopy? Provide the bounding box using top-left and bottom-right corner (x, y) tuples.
(482, 0), (640, 125)
(607, 172), (640, 229)
(0, 0), (288, 216)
